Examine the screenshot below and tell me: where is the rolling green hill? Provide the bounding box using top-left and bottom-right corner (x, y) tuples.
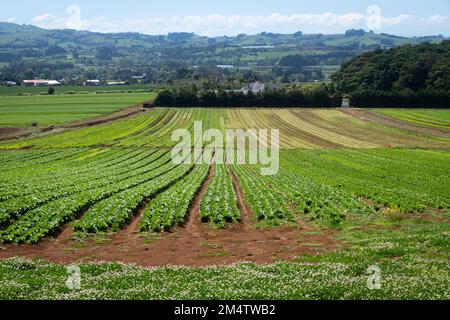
(0, 23), (446, 85)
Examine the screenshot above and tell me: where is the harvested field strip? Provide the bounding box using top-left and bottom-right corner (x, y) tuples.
(225, 108), (450, 149)
(284, 110), (378, 148)
(263, 109), (343, 148)
(245, 109), (298, 148)
(292, 110), (384, 147)
(260, 110), (334, 148)
(226, 109), (375, 148)
(342, 109), (450, 143)
(371, 109), (450, 130)
(227, 109), (313, 148)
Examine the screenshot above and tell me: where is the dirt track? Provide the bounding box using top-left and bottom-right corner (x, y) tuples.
(63, 104), (144, 129)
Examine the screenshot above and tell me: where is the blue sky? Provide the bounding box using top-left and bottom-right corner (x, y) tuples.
(1, 0), (449, 36)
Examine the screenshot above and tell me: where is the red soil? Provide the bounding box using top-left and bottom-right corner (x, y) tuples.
(0, 166), (340, 267)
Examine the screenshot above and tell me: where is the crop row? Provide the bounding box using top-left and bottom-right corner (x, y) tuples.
(140, 164), (210, 232)
(199, 164), (240, 227)
(1, 108), (230, 150)
(0, 149), (62, 166)
(0, 154), (179, 242)
(73, 163), (195, 233)
(0, 112), (158, 149)
(261, 167), (374, 223)
(0, 149), (147, 201)
(232, 164), (292, 222)
(281, 149), (450, 213)
(0, 148), (88, 172)
(0, 150), (169, 226)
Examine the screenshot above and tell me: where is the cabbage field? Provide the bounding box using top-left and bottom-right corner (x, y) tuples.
(0, 106), (448, 300)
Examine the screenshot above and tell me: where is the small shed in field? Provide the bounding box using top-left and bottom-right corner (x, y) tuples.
(341, 95), (350, 108)
(143, 101), (154, 109)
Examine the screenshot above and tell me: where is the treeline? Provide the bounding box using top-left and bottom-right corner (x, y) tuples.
(333, 41), (450, 93)
(154, 86), (341, 108)
(331, 41), (450, 108)
(349, 89), (450, 108)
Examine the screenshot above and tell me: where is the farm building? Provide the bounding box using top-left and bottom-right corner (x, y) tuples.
(84, 80), (101, 86)
(23, 80), (61, 87)
(23, 80), (48, 87)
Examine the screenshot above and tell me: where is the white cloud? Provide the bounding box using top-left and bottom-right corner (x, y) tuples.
(424, 15), (448, 24)
(31, 13), (67, 30)
(381, 14), (415, 26)
(7, 17), (17, 23)
(32, 13), (55, 23)
(30, 6), (450, 36)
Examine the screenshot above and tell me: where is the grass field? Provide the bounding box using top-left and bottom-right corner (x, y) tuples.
(0, 93), (155, 126)
(0, 106), (448, 300)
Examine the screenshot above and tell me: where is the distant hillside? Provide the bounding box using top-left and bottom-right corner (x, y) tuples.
(0, 22), (43, 33)
(333, 41), (450, 92)
(0, 23), (443, 50)
(0, 22), (446, 86)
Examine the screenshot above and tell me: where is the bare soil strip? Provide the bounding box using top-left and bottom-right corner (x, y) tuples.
(229, 166), (252, 229)
(63, 104), (145, 129)
(0, 127), (40, 142)
(342, 108), (449, 138)
(0, 164), (339, 267)
(123, 201), (148, 236)
(184, 165), (214, 237)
